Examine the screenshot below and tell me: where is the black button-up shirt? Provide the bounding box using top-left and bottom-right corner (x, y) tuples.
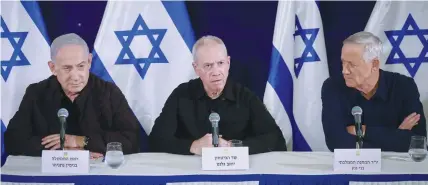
(4, 74), (140, 156)
(322, 69), (426, 152)
(149, 78), (286, 155)
(60, 93), (81, 136)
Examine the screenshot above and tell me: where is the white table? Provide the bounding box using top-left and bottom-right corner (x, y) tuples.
(1, 152), (428, 185)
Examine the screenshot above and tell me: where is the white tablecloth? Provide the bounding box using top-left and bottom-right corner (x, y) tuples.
(1, 152), (428, 185)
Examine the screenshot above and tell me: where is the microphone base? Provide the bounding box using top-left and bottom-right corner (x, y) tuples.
(356, 142), (363, 149)
(213, 144), (219, 147)
(60, 138), (65, 151)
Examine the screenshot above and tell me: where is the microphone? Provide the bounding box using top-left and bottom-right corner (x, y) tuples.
(209, 112), (220, 147)
(57, 108), (69, 150)
(351, 106), (363, 149)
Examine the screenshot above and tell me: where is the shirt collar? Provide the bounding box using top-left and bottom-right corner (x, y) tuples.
(372, 69), (388, 101)
(54, 73), (93, 103)
(196, 78), (236, 101)
(351, 69), (388, 101)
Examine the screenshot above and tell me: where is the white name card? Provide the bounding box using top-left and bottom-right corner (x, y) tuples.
(202, 147), (249, 171)
(334, 149), (381, 173)
(42, 150), (90, 174)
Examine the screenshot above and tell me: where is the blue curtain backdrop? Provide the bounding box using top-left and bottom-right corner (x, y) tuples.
(38, 1), (376, 100)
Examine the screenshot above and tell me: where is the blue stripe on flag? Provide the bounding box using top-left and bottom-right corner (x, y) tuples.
(21, 1), (50, 44)
(268, 46), (311, 151)
(315, 1), (321, 9)
(90, 50), (114, 83)
(162, 1), (195, 51)
(1, 120), (7, 166)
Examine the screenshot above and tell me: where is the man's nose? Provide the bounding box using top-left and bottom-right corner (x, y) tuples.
(69, 70), (80, 80)
(342, 66), (350, 75)
(211, 71), (221, 77)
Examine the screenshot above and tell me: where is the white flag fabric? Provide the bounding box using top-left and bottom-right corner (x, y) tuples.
(264, 1), (329, 151)
(92, 1), (196, 135)
(365, 1), (428, 136)
(1, 1), (51, 164)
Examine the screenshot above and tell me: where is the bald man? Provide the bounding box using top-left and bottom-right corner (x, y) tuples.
(149, 35), (286, 155)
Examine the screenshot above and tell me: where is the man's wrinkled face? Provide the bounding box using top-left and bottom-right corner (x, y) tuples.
(341, 43), (375, 88)
(193, 44), (230, 93)
(49, 44), (92, 95)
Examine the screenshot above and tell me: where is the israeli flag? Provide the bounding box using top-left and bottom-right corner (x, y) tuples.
(1, 1), (51, 164)
(91, 1), (196, 138)
(264, 1), (329, 151)
(365, 1), (428, 137)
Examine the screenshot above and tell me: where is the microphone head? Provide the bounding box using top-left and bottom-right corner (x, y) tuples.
(351, 106), (363, 116)
(209, 112), (220, 123)
(57, 108), (69, 118)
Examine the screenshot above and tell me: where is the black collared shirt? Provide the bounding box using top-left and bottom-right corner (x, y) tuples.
(322, 69), (426, 152)
(60, 92), (81, 136)
(4, 74), (141, 156)
(149, 78), (286, 155)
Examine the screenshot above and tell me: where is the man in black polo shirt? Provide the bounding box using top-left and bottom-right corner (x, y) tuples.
(5, 33), (140, 158)
(149, 35), (286, 155)
(322, 31), (426, 152)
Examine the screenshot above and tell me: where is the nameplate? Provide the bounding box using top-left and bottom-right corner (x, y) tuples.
(42, 150), (90, 174)
(334, 149), (381, 172)
(202, 147), (249, 170)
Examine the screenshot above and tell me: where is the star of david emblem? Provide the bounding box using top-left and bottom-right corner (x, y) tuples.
(385, 14), (428, 78)
(115, 14), (168, 80)
(293, 15), (321, 78)
(1, 17), (30, 81)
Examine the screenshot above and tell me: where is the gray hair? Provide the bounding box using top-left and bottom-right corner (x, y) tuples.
(50, 33), (89, 62)
(343, 31), (382, 63)
(192, 35), (228, 62)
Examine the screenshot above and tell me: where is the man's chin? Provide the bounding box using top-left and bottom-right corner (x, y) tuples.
(345, 81), (356, 88)
(210, 83), (224, 91)
(68, 86), (83, 93)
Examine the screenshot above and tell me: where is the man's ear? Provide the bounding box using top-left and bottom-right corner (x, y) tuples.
(192, 62), (200, 77)
(372, 58), (380, 71)
(48, 61), (56, 75)
(192, 62), (197, 69)
(88, 53), (93, 68)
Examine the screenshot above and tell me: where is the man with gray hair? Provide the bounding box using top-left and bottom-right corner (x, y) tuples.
(322, 31), (426, 152)
(4, 33), (140, 158)
(149, 35), (286, 155)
